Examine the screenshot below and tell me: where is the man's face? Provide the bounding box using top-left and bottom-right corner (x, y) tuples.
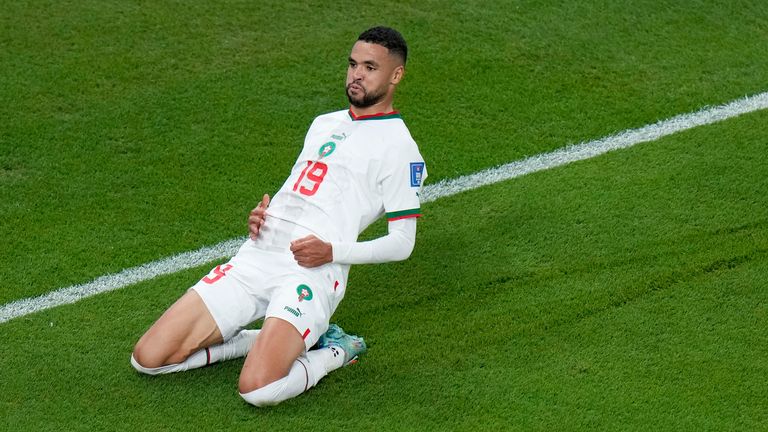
(346, 41), (402, 108)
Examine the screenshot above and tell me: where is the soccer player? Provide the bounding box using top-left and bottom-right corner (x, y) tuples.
(130, 26), (427, 407)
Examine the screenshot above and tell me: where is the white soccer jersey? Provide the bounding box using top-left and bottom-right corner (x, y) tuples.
(268, 109), (427, 245)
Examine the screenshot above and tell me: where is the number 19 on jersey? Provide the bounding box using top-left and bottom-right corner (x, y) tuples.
(292, 161), (328, 196)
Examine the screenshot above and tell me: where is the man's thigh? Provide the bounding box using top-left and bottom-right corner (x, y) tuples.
(133, 290), (223, 367)
(190, 260), (268, 341)
(263, 271), (334, 351)
(238, 316), (306, 393)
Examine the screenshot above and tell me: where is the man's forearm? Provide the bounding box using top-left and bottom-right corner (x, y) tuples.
(331, 218), (417, 264)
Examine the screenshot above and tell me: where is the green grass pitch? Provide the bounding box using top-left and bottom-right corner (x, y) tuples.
(1, 1), (767, 430)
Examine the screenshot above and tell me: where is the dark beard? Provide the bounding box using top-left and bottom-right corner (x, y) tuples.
(346, 84), (385, 108)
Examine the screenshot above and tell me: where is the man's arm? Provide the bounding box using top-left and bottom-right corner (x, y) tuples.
(331, 218), (416, 264)
(289, 218), (417, 268)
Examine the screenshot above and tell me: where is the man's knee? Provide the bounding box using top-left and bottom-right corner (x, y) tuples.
(131, 353), (160, 375)
(131, 337), (190, 372)
(239, 351), (312, 407)
(131, 339), (167, 370)
(130, 337), (173, 373)
(239, 378), (287, 407)
(238, 369), (280, 395)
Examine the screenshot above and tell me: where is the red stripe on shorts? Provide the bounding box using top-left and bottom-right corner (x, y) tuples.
(302, 328), (311, 340)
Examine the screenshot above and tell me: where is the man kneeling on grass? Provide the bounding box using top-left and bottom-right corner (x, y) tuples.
(131, 26), (427, 406)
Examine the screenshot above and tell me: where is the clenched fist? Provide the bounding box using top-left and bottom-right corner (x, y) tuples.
(290, 235), (332, 268)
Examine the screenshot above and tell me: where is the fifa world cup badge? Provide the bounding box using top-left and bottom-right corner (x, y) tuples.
(410, 162), (425, 187)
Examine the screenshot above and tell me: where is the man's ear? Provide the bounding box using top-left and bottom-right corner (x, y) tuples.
(391, 65), (405, 85)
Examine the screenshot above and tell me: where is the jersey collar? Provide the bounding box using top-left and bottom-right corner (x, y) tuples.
(348, 109), (402, 121)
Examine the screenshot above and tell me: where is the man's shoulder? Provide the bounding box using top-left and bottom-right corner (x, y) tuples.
(306, 109), (350, 132)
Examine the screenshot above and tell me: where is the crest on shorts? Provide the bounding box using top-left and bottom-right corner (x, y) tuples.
(297, 284), (313, 302)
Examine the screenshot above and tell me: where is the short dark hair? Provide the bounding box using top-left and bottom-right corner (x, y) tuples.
(357, 26), (408, 64)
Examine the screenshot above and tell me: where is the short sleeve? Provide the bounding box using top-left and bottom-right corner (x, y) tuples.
(381, 142), (428, 221)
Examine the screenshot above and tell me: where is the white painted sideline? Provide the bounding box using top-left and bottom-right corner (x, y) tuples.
(2, 91), (768, 324)
(421, 92), (768, 202)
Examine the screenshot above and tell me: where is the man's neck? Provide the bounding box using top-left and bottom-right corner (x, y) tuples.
(349, 100), (395, 117)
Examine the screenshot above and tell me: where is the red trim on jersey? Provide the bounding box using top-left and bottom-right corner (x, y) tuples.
(302, 328), (311, 340)
(348, 109), (400, 121)
(387, 213), (422, 222)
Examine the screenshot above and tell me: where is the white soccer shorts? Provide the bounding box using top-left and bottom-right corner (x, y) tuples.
(191, 239), (346, 350)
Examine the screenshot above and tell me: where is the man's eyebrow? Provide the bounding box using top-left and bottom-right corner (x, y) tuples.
(348, 56), (380, 67)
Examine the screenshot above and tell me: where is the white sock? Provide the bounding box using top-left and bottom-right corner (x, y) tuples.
(132, 329), (260, 375)
(240, 346), (345, 406)
(207, 329), (261, 364)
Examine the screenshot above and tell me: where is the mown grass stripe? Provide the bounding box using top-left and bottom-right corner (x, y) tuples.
(2, 91), (767, 324)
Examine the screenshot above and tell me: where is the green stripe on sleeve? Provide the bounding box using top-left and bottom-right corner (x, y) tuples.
(386, 208), (422, 220)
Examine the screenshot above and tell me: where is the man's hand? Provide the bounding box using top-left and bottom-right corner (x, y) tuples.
(248, 194), (270, 240)
(290, 235), (332, 268)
